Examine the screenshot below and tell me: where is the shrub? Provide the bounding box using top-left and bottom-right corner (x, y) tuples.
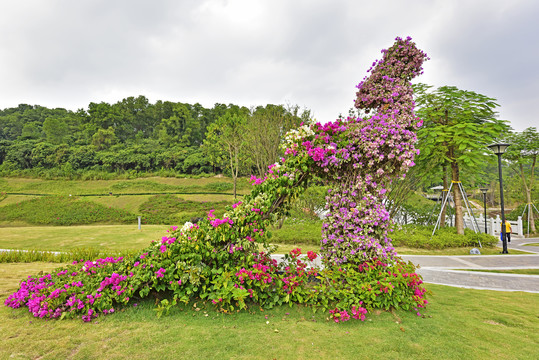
(0, 248), (137, 263)
(391, 225), (498, 249)
(315, 257), (428, 321)
(270, 219), (322, 245)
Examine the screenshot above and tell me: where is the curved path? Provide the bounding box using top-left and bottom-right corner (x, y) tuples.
(401, 238), (539, 293)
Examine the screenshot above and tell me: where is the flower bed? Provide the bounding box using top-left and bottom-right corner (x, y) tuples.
(5, 36), (429, 323)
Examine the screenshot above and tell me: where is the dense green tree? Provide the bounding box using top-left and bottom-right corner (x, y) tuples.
(504, 127), (539, 232)
(87, 102), (123, 132)
(182, 148), (212, 174)
(414, 84), (509, 234)
(19, 122), (42, 140)
(31, 142), (57, 168)
(0, 113), (24, 140)
(247, 104), (311, 177)
(158, 104), (193, 147)
(0, 140), (12, 164)
(91, 127), (118, 150)
(43, 117), (68, 144)
(203, 111), (250, 198)
(68, 145), (97, 170)
(4, 140), (37, 169)
(116, 96), (157, 140)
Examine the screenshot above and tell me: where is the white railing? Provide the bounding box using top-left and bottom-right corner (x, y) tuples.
(392, 212), (523, 237)
(463, 214), (523, 236)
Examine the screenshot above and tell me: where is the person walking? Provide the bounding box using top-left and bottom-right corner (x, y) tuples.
(501, 220), (512, 243)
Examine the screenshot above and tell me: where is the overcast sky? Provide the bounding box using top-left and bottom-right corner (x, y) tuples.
(0, 0), (537, 131)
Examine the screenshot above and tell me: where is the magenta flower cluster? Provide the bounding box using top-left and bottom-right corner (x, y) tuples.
(4, 256), (125, 321)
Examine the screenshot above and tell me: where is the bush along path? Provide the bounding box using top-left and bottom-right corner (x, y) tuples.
(5, 37), (429, 323)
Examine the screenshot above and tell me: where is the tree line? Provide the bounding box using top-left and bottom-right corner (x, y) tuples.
(0, 96), (310, 177)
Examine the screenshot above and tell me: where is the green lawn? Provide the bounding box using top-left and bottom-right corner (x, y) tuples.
(90, 194), (153, 214)
(0, 262), (537, 359)
(0, 225), (169, 252)
(1, 176), (250, 196)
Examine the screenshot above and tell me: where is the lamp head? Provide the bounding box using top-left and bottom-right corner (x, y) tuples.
(487, 143), (510, 155)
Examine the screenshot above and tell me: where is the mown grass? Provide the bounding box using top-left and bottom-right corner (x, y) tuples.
(0, 194), (40, 208)
(0, 262), (537, 359)
(90, 193), (237, 214)
(270, 220), (322, 245)
(90, 195), (153, 214)
(2, 176), (250, 196)
(0, 248), (137, 264)
(0, 225), (168, 252)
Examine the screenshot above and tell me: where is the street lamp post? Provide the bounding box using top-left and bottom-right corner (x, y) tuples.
(488, 143), (510, 254)
(480, 187), (488, 234)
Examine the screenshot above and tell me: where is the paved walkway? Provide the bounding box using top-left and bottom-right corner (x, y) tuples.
(401, 237), (539, 293)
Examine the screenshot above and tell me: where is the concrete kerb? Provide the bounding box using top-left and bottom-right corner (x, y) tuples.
(415, 268), (539, 293)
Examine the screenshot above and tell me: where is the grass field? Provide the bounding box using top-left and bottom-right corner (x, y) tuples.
(90, 195), (153, 214)
(1, 176), (250, 197)
(0, 225), (169, 252)
(1, 262), (537, 359)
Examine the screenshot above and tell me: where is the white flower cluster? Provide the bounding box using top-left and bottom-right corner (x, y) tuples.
(281, 125), (314, 150)
(181, 221), (193, 233)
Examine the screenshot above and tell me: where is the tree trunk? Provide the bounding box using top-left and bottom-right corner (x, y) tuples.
(518, 161), (536, 233)
(525, 188), (536, 233)
(440, 165), (448, 228)
(233, 147), (238, 199)
(449, 148), (464, 235)
(228, 143), (237, 199)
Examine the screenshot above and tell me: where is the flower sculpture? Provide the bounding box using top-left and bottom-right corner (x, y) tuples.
(254, 36), (428, 265)
(5, 37), (428, 322)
